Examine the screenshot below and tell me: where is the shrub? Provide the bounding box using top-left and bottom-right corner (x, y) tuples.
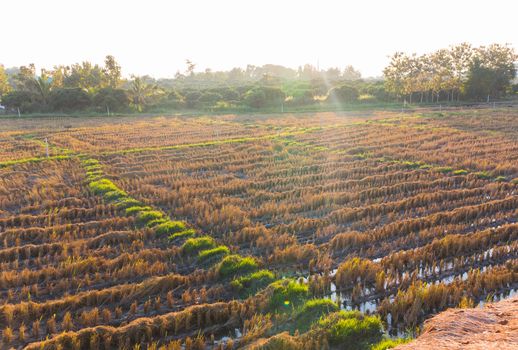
(82, 159), (99, 166)
(314, 311), (382, 349)
(494, 176), (507, 182)
(218, 254), (258, 278)
(435, 166), (453, 174)
(146, 218), (168, 228)
(198, 246), (230, 263)
(125, 205), (152, 216)
(103, 190), (127, 201)
(93, 88), (130, 112)
(49, 88), (91, 111)
(370, 338), (411, 350)
(327, 85), (359, 103)
(89, 179), (121, 195)
(268, 279), (308, 311)
(155, 221), (186, 235)
(115, 198), (143, 209)
(182, 236), (216, 254)
(169, 229), (196, 241)
(231, 269), (276, 295)
(294, 299), (339, 332)
(475, 171), (491, 179)
(249, 332), (301, 350)
(136, 210), (164, 225)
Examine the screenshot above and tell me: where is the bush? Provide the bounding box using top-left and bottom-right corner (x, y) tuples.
(169, 229), (196, 241)
(155, 221), (186, 235)
(93, 88), (130, 112)
(103, 190), (127, 201)
(146, 218), (168, 228)
(435, 166), (453, 174)
(82, 159), (99, 167)
(89, 179), (122, 195)
(327, 85), (359, 103)
(370, 338), (411, 350)
(182, 236), (216, 254)
(294, 299), (339, 332)
(217, 254), (258, 278)
(49, 88), (91, 111)
(1, 90), (41, 113)
(198, 246), (230, 263)
(136, 210), (164, 225)
(115, 198), (143, 209)
(314, 311), (382, 349)
(125, 206), (152, 216)
(249, 332), (302, 350)
(231, 269), (276, 295)
(475, 171), (491, 179)
(268, 279), (308, 311)
(244, 86), (285, 108)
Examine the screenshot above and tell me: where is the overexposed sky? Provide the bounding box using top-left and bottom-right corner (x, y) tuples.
(2, 0), (517, 78)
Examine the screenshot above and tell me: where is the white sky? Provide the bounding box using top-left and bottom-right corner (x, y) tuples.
(2, 0), (517, 78)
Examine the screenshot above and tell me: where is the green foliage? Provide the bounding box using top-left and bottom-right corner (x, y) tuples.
(475, 171), (491, 179)
(103, 190), (128, 201)
(169, 228), (196, 241)
(251, 333), (301, 350)
(89, 179), (122, 196)
(146, 218), (168, 228)
(244, 86), (285, 108)
(115, 198), (143, 209)
(453, 169), (468, 175)
(217, 254), (258, 278)
(82, 159), (99, 166)
(268, 279), (309, 311)
(136, 210), (164, 225)
(125, 205), (152, 216)
(93, 88), (130, 112)
(327, 85), (360, 103)
(155, 221), (186, 235)
(435, 166), (453, 174)
(231, 269), (276, 295)
(464, 57), (516, 100)
(182, 236), (216, 254)
(314, 311), (383, 349)
(198, 246), (230, 263)
(1, 90), (40, 113)
(0, 155), (71, 168)
(370, 338), (411, 350)
(49, 88), (91, 111)
(293, 299), (339, 333)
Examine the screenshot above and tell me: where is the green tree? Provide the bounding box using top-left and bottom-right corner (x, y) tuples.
(465, 44), (517, 100)
(49, 88), (91, 111)
(0, 64), (12, 98)
(93, 88), (129, 112)
(31, 70), (52, 106)
(64, 62), (107, 91)
(104, 55), (122, 88)
(129, 76), (162, 112)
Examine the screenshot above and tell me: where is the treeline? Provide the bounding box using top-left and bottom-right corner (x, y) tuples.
(0, 58), (381, 114)
(0, 43), (516, 114)
(384, 43), (517, 102)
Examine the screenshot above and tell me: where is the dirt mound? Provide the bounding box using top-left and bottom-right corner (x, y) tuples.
(395, 295), (518, 350)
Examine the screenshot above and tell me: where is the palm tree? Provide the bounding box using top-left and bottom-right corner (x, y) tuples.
(30, 72), (52, 106)
(129, 76), (160, 112)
